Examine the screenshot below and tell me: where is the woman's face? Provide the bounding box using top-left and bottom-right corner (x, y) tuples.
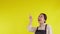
(38, 14), (45, 24)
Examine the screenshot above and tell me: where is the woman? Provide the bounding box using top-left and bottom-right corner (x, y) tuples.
(27, 13), (52, 34)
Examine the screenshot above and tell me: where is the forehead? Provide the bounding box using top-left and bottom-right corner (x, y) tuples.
(39, 14), (44, 17)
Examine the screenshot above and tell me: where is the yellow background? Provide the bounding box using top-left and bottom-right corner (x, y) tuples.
(0, 0), (60, 34)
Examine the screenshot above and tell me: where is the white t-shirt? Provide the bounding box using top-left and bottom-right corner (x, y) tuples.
(27, 23), (52, 34)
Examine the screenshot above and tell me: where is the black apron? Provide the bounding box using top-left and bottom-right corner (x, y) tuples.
(35, 24), (47, 34)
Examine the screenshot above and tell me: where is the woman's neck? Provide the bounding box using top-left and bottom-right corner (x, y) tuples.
(40, 23), (46, 27)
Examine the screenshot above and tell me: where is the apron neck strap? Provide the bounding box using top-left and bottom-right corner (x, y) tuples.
(45, 24), (47, 30)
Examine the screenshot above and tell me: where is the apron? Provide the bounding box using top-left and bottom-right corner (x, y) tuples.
(35, 24), (47, 34)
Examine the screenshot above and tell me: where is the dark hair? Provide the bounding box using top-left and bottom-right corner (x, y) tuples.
(40, 13), (47, 23)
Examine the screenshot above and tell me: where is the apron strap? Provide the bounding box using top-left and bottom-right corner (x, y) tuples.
(36, 27), (38, 30)
(45, 24), (47, 30)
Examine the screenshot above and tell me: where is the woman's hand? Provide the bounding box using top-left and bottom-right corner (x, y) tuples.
(28, 15), (37, 32)
(29, 15), (32, 23)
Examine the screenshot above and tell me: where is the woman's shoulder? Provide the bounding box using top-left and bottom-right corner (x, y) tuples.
(47, 24), (52, 29)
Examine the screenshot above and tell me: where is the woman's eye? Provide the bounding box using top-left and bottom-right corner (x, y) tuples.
(40, 16), (42, 18)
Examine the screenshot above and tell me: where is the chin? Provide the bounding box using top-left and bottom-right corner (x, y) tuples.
(38, 22), (43, 24)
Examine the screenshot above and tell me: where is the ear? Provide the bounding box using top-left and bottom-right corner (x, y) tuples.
(44, 20), (46, 22)
(44, 19), (45, 21)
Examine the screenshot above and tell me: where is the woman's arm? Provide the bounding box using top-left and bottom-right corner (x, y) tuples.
(27, 15), (36, 32)
(47, 25), (52, 34)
